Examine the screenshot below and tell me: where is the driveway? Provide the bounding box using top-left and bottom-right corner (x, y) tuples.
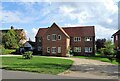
(57, 57), (119, 79)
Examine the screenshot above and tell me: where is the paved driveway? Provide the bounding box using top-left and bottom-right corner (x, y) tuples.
(57, 58), (119, 79)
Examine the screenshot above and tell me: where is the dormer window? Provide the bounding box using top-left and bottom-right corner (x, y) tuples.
(47, 35), (50, 40)
(52, 34), (57, 41)
(58, 35), (61, 40)
(85, 37), (92, 41)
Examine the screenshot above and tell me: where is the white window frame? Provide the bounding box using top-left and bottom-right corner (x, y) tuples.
(89, 47), (92, 52)
(116, 35), (118, 40)
(58, 47), (61, 53)
(47, 47), (50, 53)
(52, 34), (57, 41)
(74, 37), (81, 42)
(74, 47), (81, 52)
(85, 37), (92, 41)
(85, 47), (92, 53)
(58, 35), (61, 40)
(47, 35), (50, 40)
(52, 47), (56, 54)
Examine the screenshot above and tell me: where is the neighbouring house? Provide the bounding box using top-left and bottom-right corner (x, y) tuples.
(0, 26), (27, 45)
(23, 41), (35, 51)
(35, 23), (95, 56)
(112, 30), (120, 50)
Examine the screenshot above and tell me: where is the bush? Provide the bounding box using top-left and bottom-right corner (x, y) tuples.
(22, 51), (33, 59)
(0, 45), (15, 55)
(116, 50), (120, 64)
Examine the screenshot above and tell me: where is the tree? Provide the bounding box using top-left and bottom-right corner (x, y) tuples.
(96, 38), (106, 52)
(116, 50), (120, 64)
(2, 29), (19, 49)
(99, 40), (115, 62)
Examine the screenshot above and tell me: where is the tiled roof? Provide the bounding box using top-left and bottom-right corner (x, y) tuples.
(63, 26), (95, 37)
(35, 28), (48, 37)
(112, 30), (120, 36)
(35, 23), (95, 37)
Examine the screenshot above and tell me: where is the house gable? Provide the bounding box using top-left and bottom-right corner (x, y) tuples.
(43, 23), (70, 39)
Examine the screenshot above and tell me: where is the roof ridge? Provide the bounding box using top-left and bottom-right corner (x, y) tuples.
(51, 23), (70, 38)
(62, 26), (94, 28)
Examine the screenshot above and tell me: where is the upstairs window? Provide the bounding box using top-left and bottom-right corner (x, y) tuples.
(74, 47), (81, 52)
(58, 35), (61, 40)
(85, 47), (92, 52)
(47, 35), (50, 40)
(74, 37), (81, 42)
(85, 37), (92, 41)
(116, 35), (118, 40)
(52, 34), (57, 41)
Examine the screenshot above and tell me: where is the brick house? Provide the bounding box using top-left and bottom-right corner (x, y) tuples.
(112, 30), (120, 50)
(35, 23), (95, 56)
(0, 26), (27, 45)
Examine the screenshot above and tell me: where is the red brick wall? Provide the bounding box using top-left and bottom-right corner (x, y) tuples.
(70, 36), (95, 55)
(42, 25), (69, 56)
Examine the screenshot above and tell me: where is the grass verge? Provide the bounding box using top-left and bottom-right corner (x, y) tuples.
(73, 56), (119, 65)
(1, 56), (73, 75)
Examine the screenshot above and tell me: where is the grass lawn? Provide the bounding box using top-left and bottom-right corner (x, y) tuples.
(73, 56), (119, 65)
(1, 56), (73, 75)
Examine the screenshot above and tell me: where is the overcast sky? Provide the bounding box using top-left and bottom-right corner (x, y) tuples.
(1, 0), (120, 41)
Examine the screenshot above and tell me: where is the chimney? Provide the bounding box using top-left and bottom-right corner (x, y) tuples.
(11, 26), (14, 29)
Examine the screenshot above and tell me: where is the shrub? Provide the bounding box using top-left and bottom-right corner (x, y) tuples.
(22, 51), (33, 59)
(116, 50), (120, 64)
(0, 45), (15, 55)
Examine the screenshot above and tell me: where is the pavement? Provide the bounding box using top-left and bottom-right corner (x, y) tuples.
(1, 69), (81, 79)
(0, 55), (120, 79)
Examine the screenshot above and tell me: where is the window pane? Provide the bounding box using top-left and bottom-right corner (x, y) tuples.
(89, 47), (92, 52)
(52, 47), (56, 53)
(47, 47), (50, 53)
(52, 34), (56, 41)
(58, 35), (61, 40)
(85, 47), (88, 52)
(74, 47), (81, 52)
(58, 47), (61, 53)
(47, 35), (50, 40)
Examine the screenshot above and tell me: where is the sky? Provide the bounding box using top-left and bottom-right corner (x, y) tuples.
(1, 0), (120, 41)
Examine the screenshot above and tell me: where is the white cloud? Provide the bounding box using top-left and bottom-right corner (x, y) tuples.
(59, 6), (75, 14)
(30, 28), (38, 41)
(25, 28), (38, 41)
(95, 25), (118, 39)
(2, 10), (33, 23)
(32, 28), (38, 35)
(2, 11), (21, 23)
(58, 0), (118, 28)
